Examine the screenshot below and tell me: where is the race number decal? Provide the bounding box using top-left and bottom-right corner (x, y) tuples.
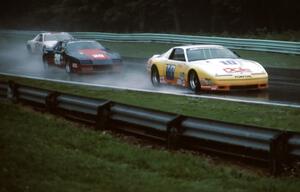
(54, 54), (61, 65)
(166, 64), (176, 80)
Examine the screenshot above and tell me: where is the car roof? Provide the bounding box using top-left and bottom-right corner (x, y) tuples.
(173, 44), (225, 50)
(41, 32), (71, 36)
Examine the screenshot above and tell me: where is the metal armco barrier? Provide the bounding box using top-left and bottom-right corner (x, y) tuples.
(0, 81), (8, 99)
(9, 83), (51, 108)
(288, 133), (300, 160)
(0, 30), (299, 55)
(109, 103), (182, 145)
(1, 80), (300, 175)
(179, 117), (279, 158)
(55, 94), (111, 128)
(71, 32), (300, 55)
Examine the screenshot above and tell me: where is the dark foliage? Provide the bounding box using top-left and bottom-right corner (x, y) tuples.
(0, 0), (299, 34)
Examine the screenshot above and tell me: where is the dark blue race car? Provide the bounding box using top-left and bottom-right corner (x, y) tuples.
(42, 40), (122, 73)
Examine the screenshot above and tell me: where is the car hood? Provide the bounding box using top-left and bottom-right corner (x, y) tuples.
(44, 41), (58, 48)
(191, 58), (267, 76)
(69, 49), (121, 60)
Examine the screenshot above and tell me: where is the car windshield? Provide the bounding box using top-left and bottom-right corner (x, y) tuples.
(44, 34), (72, 41)
(186, 47), (238, 61)
(66, 41), (105, 52)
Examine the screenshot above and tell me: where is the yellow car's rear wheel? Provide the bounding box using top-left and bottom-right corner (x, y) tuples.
(151, 66), (160, 87)
(188, 70), (201, 93)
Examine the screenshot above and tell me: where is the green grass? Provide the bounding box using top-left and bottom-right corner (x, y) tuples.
(1, 75), (300, 133)
(101, 41), (175, 58)
(101, 41), (300, 69)
(236, 50), (300, 69)
(1, 101), (300, 192)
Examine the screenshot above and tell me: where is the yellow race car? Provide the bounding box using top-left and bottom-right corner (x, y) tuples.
(147, 45), (268, 92)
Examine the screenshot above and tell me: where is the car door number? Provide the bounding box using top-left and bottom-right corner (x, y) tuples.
(166, 64), (176, 80)
(54, 54), (61, 65)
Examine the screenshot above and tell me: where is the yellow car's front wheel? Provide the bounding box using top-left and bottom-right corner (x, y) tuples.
(151, 66), (160, 87)
(188, 70), (201, 93)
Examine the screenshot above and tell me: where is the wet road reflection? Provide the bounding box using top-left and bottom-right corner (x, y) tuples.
(0, 42), (300, 106)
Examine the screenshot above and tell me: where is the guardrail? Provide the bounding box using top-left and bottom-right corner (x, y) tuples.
(0, 81), (8, 99)
(0, 30), (299, 55)
(1, 80), (299, 175)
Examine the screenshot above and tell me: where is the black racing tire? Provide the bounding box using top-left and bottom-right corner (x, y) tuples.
(42, 55), (48, 70)
(188, 70), (201, 93)
(42, 46), (46, 54)
(151, 66), (160, 87)
(65, 60), (72, 73)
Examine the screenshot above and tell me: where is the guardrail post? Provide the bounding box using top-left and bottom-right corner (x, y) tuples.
(45, 91), (60, 113)
(96, 101), (112, 131)
(270, 132), (291, 176)
(167, 115), (185, 150)
(7, 80), (18, 102)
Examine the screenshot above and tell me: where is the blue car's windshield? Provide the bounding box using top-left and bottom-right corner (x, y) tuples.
(186, 47), (238, 62)
(66, 41), (105, 52)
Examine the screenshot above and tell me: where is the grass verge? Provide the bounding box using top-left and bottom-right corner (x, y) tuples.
(1, 75), (300, 132)
(1, 101), (300, 192)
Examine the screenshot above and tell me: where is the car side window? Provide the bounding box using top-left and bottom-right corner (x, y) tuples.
(54, 42), (63, 52)
(169, 48), (186, 62)
(36, 34), (43, 42)
(61, 42), (67, 51)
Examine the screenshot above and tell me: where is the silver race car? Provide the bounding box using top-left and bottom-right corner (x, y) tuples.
(26, 32), (74, 54)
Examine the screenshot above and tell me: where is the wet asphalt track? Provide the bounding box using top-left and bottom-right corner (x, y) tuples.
(0, 41), (300, 106)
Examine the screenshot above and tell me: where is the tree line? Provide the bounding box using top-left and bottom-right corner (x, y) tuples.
(0, 0), (299, 35)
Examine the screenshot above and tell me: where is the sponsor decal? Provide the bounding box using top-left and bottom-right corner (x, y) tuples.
(211, 86), (218, 90)
(200, 78), (213, 86)
(54, 54), (61, 65)
(181, 80), (186, 86)
(177, 72), (185, 86)
(223, 67), (251, 73)
(79, 49), (109, 60)
(179, 72), (185, 80)
(177, 79), (182, 85)
(234, 75), (252, 78)
(92, 54), (106, 59)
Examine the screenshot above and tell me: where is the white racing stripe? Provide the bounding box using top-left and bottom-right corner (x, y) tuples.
(1, 72), (300, 109)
